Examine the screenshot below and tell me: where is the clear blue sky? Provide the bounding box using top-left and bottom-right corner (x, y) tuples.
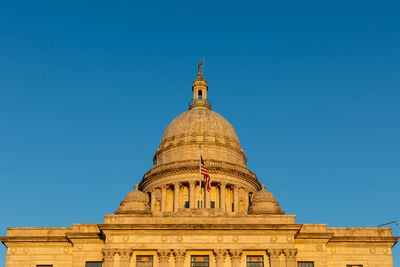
(1, 0), (399, 266)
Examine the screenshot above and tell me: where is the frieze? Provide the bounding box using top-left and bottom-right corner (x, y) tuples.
(103, 230), (298, 236)
(3, 242), (71, 248)
(7, 245), (72, 255)
(139, 159), (260, 189)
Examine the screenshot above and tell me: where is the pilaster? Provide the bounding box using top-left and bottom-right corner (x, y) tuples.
(283, 248), (297, 267)
(118, 248), (133, 267)
(229, 249), (242, 267)
(158, 249), (171, 267)
(103, 248), (116, 267)
(267, 249), (282, 267)
(173, 249), (186, 267)
(214, 249), (227, 267)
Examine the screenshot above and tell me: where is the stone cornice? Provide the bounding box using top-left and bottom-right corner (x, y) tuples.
(330, 236), (399, 242)
(295, 232), (399, 248)
(328, 236), (399, 248)
(0, 236), (68, 242)
(1, 236), (68, 247)
(65, 232), (103, 244)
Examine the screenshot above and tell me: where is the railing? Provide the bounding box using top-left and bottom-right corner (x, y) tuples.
(189, 98), (212, 110)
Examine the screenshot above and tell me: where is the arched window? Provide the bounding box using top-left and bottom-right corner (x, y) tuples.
(198, 90), (202, 99)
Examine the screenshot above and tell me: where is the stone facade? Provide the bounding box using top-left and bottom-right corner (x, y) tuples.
(1, 71), (398, 267)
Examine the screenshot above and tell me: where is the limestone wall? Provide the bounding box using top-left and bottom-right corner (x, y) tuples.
(1, 218), (397, 267)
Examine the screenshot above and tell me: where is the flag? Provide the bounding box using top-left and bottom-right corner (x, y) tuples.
(200, 155), (211, 192)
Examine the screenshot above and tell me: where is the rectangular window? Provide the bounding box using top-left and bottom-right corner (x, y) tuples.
(211, 201), (215, 208)
(191, 255), (209, 267)
(298, 263), (314, 267)
(86, 263), (102, 267)
(247, 256), (263, 267)
(347, 265), (363, 267)
(137, 255), (153, 267)
(185, 201), (189, 208)
(37, 265), (53, 267)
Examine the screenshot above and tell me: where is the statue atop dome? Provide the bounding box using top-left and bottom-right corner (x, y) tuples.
(198, 58), (205, 76)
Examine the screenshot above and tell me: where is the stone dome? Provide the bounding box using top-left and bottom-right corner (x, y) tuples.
(124, 185), (148, 202)
(252, 187), (276, 203)
(153, 108), (246, 167)
(161, 108), (240, 145)
(249, 185), (284, 215)
(115, 185), (151, 215)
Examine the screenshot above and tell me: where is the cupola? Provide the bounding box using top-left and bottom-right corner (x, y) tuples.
(189, 60), (211, 110)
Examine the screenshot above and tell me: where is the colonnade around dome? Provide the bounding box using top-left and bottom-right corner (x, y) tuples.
(144, 180), (252, 213)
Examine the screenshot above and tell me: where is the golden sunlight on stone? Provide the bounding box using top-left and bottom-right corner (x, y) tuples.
(1, 67), (398, 267)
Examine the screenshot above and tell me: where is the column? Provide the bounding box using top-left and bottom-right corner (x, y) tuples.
(267, 249), (282, 267)
(189, 181), (195, 208)
(173, 249), (186, 267)
(199, 181), (203, 208)
(205, 183), (211, 208)
(119, 249), (133, 267)
(161, 185), (167, 212)
(174, 182), (180, 212)
(244, 189), (249, 212)
(150, 189), (156, 211)
(220, 182), (226, 211)
(158, 249), (171, 267)
(214, 249), (227, 267)
(229, 249), (242, 267)
(103, 248), (116, 267)
(233, 185), (239, 213)
(283, 248), (298, 267)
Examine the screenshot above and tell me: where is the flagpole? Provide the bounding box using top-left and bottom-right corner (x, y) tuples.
(199, 147), (202, 208)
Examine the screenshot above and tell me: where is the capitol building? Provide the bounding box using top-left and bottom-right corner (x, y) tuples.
(1, 68), (398, 267)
